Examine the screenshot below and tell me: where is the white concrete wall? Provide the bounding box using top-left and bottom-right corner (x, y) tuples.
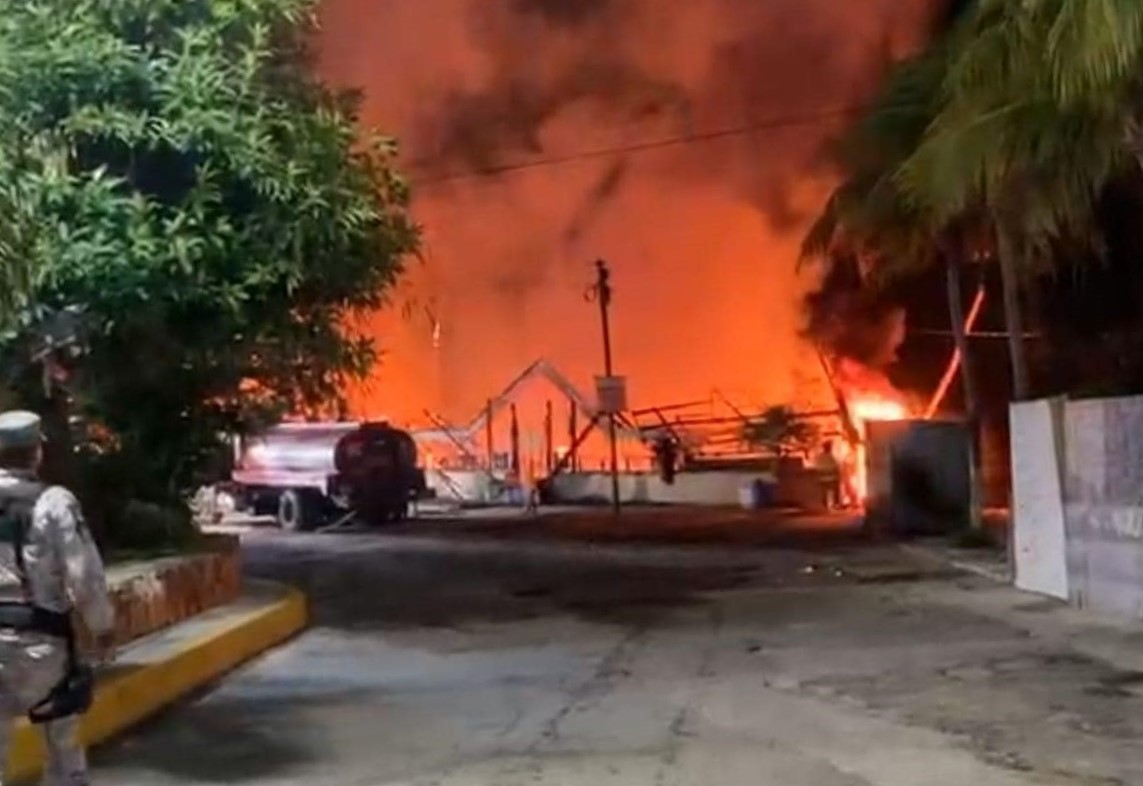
(426, 470), (497, 503)
(548, 471), (776, 507)
(1010, 399), (1068, 601)
(427, 466), (782, 509)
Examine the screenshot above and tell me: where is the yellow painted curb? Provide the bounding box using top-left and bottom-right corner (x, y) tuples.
(6, 585), (308, 783)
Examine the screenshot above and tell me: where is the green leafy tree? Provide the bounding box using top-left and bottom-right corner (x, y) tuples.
(0, 0), (418, 537)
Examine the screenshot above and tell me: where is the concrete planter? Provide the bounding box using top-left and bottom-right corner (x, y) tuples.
(82, 534), (242, 648)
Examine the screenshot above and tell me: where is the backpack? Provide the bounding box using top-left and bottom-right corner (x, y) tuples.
(0, 490), (42, 593)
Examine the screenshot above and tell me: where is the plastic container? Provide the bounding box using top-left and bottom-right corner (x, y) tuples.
(739, 478), (770, 510)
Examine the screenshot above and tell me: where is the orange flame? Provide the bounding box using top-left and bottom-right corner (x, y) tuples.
(833, 361), (911, 504)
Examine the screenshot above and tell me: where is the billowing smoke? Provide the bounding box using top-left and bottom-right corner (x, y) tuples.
(803, 253), (907, 370)
(316, 0), (942, 423)
(407, 0), (934, 224)
(799, 0), (969, 376)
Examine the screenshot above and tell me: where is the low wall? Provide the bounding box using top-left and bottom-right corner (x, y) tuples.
(774, 468), (831, 511)
(87, 534), (242, 648)
(432, 467), (824, 510)
(548, 471), (777, 507)
(427, 469), (496, 503)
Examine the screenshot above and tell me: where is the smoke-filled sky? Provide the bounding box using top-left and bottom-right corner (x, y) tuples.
(318, 0), (941, 424)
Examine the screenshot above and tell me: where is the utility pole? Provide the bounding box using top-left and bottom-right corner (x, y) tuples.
(544, 400), (554, 473)
(591, 259), (622, 515)
(485, 399), (494, 472)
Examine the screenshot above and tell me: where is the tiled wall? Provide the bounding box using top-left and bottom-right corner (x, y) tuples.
(76, 534), (241, 649)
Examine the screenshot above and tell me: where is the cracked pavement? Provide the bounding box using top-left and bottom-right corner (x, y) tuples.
(90, 512), (1143, 784)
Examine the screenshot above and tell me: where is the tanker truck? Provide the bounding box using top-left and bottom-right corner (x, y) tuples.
(230, 420), (429, 531)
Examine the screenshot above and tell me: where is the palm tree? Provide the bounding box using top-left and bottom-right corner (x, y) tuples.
(806, 0), (1143, 541)
(803, 43), (947, 265)
(948, 0), (1143, 126)
(897, 0), (1143, 399)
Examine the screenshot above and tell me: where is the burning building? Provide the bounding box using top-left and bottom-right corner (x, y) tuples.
(313, 0), (956, 499)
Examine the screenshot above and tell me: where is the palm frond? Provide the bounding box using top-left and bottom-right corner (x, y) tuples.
(1046, 0), (1143, 104)
(897, 0), (1138, 256)
(799, 40), (952, 280)
(800, 191), (840, 263)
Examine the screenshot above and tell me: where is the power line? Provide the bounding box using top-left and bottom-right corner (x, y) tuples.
(408, 103), (869, 187)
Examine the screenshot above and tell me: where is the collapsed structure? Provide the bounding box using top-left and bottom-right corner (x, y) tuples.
(400, 354), (905, 510)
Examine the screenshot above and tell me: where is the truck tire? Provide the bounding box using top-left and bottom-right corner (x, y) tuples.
(278, 489), (323, 532)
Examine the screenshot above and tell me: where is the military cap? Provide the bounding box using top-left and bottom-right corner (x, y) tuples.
(0, 410), (43, 450)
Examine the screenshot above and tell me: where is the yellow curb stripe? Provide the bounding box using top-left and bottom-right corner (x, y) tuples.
(6, 586), (308, 782)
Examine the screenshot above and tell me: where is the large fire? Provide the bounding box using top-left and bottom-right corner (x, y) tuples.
(833, 360), (912, 505)
(845, 391), (910, 503)
(314, 0), (944, 435)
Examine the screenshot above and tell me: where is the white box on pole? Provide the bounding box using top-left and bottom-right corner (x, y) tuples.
(595, 375), (628, 414)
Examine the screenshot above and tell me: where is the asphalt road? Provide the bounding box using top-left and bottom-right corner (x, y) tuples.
(91, 511), (1143, 785)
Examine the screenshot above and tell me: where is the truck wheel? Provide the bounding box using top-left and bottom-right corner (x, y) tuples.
(278, 489), (323, 532)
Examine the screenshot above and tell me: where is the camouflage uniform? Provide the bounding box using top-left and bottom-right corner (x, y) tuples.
(0, 412), (114, 786)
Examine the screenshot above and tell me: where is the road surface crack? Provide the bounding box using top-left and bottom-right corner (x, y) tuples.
(654, 606), (724, 786)
(533, 624), (649, 749)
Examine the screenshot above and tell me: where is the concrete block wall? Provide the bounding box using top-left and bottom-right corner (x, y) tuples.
(1013, 393), (1143, 619)
(1061, 396), (1143, 618)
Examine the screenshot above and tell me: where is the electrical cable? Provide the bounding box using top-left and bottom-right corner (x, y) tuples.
(408, 103), (873, 186)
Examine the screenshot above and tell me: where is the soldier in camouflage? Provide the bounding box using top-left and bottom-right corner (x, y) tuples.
(0, 410), (115, 785)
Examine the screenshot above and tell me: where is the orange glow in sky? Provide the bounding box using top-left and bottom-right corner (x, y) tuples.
(314, 0), (942, 430)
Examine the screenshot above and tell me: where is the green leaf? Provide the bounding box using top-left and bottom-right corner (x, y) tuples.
(0, 0), (416, 521)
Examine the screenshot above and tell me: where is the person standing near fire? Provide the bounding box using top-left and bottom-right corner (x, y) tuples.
(815, 440), (842, 511)
(0, 409), (116, 786)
